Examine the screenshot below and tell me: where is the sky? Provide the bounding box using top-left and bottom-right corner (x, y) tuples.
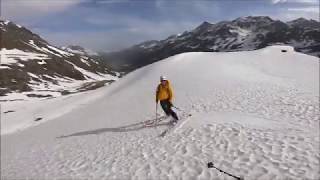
(2, 0), (319, 52)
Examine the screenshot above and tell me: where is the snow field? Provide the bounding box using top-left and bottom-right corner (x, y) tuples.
(1, 46), (319, 179)
(0, 48), (49, 65)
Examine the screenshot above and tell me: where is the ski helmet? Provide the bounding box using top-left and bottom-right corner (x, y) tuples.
(160, 75), (167, 81)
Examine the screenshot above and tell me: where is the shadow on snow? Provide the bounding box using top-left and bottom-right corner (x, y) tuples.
(57, 116), (170, 138)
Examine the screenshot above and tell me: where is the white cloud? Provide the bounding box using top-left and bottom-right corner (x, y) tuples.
(271, 0), (318, 4)
(95, 0), (131, 4)
(1, 0), (84, 22)
(126, 20), (196, 37)
(270, 0), (319, 20)
(272, 0), (288, 4)
(293, 0), (318, 3)
(270, 7), (319, 21)
(154, 0), (220, 19)
(288, 7), (319, 13)
(84, 11), (198, 35)
(286, 5), (319, 20)
(38, 14), (198, 52)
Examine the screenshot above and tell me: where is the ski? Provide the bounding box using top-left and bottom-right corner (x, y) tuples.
(143, 115), (168, 127)
(159, 113), (192, 137)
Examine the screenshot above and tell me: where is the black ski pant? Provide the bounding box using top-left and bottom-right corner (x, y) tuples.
(160, 100), (179, 120)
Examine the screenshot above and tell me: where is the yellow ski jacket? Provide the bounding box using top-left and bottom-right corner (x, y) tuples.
(156, 80), (173, 103)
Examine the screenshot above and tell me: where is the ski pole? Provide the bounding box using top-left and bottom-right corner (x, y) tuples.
(156, 103), (158, 123)
(207, 162), (242, 180)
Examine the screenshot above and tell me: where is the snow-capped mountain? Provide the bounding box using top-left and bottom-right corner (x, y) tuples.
(0, 20), (118, 100)
(103, 16), (320, 71)
(2, 45), (319, 179)
(61, 45), (99, 57)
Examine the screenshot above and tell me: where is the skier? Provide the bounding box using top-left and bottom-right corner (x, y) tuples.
(156, 76), (179, 123)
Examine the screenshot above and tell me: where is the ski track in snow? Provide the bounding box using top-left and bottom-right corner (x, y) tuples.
(2, 84), (319, 180)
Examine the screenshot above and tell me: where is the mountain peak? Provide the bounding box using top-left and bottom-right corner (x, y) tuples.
(288, 17), (316, 23)
(201, 21), (211, 25)
(67, 45), (86, 51)
(288, 17), (320, 28)
(0, 23), (117, 97)
(104, 16), (319, 72)
(62, 45), (98, 56)
(197, 21), (212, 28)
(193, 21), (214, 33)
(297, 17), (308, 21)
(0, 19), (10, 25)
(0, 19), (24, 29)
(234, 16), (273, 23)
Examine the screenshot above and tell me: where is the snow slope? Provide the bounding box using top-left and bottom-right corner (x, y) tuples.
(1, 45), (319, 179)
(0, 19), (118, 98)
